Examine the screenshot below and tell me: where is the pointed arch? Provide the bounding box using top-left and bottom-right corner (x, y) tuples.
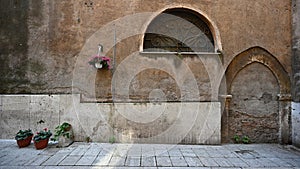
(226, 46), (290, 95)
(221, 46), (292, 144)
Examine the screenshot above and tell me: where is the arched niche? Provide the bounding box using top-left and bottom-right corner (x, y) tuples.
(226, 47), (290, 95)
(221, 46), (291, 144)
(141, 7), (222, 53)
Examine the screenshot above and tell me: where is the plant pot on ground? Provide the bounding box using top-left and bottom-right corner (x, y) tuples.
(34, 138), (50, 150)
(52, 122), (74, 147)
(33, 128), (52, 150)
(15, 129), (33, 148)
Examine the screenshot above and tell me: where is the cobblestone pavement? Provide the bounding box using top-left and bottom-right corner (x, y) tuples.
(0, 140), (300, 169)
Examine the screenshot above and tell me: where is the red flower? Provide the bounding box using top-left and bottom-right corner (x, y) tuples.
(88, 55), (112, 69)
(101, 56), (111, 61)
(44, 128), (48, 131)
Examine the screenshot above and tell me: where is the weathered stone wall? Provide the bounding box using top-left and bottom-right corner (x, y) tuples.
(292, 102), (300, 147)
(0, 94), (221, 144)
(0, 0), (292, 97)
(93, 52), (220, 102)
(229, 63), (279, 143)
(221, 47), (292, 144)
(292, 0), (300, 147)
(292, 0), (300, 102)
(0, 0), (294, 144)
(0, 1), (29, 93)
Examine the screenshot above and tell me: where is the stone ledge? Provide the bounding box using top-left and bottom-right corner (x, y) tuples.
(0, 94), (221, 144)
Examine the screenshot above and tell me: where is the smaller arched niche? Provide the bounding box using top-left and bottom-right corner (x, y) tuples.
(143, 8), (215, 53)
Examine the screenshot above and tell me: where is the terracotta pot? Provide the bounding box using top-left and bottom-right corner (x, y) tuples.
(64, 125), (72, 132)
(16, 135), (33, 148)
(34, 138), (49, 150)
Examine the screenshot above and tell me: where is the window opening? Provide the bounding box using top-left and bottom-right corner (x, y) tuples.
(143, 8), (215, 53)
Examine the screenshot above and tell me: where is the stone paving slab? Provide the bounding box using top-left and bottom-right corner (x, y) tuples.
(156, 156), (172, 167)
(84, 145), (102, 156)
(184, 156), (203, 167)
(199, 157), (219, 167)
(109, 156), (126, 166)
(181, 148), (197, 157)
(25, 155), (51, 166)
(170, 156), (188, 166)
(59, 155), (81, 165)
(76, 155), (97, 165)
(125, 156), (141, 166)
(92, 155), (111, 166)
(0, 140), (300, 168)
(168, 148), (183, 157)
(141, 156), (156, 166)
(41, 153), (68, 166)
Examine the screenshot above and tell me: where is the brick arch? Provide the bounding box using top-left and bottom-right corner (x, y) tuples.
(226, 47), (290, 95)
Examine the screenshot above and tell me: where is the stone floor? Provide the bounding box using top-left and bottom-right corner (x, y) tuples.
(0, 140), (300, 169)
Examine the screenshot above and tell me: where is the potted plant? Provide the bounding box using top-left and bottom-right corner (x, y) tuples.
(33, 128), (52, 149)
(88, 55), (112, 69)
(52, 122), (71, 141)
(15, 129), (33, 148)
(52, 122), (74, 147)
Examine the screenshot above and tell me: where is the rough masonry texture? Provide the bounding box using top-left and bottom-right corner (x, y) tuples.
(0, 0), (292, 95)
(0, 1), (29, 93)
(293, 0), (300, 102)
(0, 95), (221, 144)
(292, 0), (300, 147)
(0, 0), (299, 145)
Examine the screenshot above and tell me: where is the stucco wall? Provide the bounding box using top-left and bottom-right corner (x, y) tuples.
(0, 0), (292, 96)
(0, 1), (29, 92)
(0, 0), (295, 144)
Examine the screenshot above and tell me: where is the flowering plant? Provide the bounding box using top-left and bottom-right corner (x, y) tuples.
(15, 129), (33, 140)
(33, 128), (52, 142)
(88, 55), (111, 69)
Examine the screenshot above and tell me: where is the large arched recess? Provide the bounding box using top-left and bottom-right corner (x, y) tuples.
(226, 47), (290, 95)
(221, 47), (291, 144)
(140, 6), (222, 53)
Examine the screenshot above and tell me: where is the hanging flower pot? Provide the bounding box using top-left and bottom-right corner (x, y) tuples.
(88, 55), (112, 69)
(95, 62), (103, 69)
